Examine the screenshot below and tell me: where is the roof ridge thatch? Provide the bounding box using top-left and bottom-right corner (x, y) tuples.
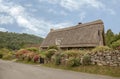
(51, 19), (103, 33)
(41, 19), (105, 48)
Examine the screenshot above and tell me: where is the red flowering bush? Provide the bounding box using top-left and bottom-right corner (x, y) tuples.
(16, 49), (30, 60)
(33, 55), (40, 62)
(24, 52), (36, 61)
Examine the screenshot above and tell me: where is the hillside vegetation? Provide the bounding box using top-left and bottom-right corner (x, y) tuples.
(105, 29), (120, 49)
(0, 31), (43, 50)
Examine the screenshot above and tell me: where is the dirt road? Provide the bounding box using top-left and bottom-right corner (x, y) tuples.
(0, 60), (119, 79)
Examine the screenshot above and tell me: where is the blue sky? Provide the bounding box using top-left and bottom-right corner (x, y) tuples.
(0, 0), (120, 37)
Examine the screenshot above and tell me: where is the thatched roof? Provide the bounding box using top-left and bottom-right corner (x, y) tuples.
(41, 19), (105, 48)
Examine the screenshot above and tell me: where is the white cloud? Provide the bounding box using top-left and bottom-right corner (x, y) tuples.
(39, 0), (58, 4)
(79, 12), (86, 21)
(0, 15), (14, 24)
(48, 9), (68, 16)
(0, 27), (7, 32)
(48, 9), (57, 14)
(39, 0), (115, 15)
(60, 11), (67, 16)
(0, 0), (71, 37)
(39, 0), (105, 11)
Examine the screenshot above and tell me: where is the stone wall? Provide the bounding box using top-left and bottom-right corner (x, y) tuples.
(90, 50), (120, 66)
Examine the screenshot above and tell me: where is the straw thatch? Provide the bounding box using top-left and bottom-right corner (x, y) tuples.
(41, 19), (105, 49)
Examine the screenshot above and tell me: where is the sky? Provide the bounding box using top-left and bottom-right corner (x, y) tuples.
(0, 0), (120, 38)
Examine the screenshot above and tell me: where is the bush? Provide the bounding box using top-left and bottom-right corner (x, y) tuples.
(62, 50), (89, 59)
(26, 47), (39, 52)
(0, 48), (14, 59)
(92, 46), (111, 52)
(33, 55), (40, 63)
(52, 53), (61, 65)
(45, 49), (57, 59)
(47, 46), (59, 50)
(81, 54), (91, 65)
(66, 57), (80, 67)
(63, 50), (78, 57)
(16, 49), (30, 59)
(0, 48), (10, 55)
(25, 52), (35, 62)
(0, 53), (3, 58)
(2, 52), (13, 60)
(111, 40), (120, 49)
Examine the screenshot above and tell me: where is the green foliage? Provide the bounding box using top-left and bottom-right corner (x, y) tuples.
(105, 29), (120, 48)
(66, 57), (80, 67)
(52, 53), (61, 65)
(2, 52), (13, 60)
(0, 53), (3, 58)
(111, 40), (120, 49)
(47, 45), (59, 50)
(45, 49), (57, 59)
(82, 55), (91, 65)
(39, 51), (46, 58)
(26, 47), (39, 52)
(105, 29), (115, 46)
(62, 50), (89, 58)
(0, 48), (10, 55)
(92, 46), (111, 52)
(0, 31), (43, 50)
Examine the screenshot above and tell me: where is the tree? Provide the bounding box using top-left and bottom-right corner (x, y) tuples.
(105, 29), (114, 46)
(111, 40), (120, 49)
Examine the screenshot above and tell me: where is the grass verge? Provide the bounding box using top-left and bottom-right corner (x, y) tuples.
(8, 59), (120, 77)
(15, 59), (39, 65)
(43, 63), (120, 77)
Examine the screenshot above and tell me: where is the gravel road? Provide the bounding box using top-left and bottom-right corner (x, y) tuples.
(0, 59), (119, 79)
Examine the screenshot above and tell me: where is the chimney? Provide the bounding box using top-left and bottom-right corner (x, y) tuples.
(50, 28), (54, 32)
(78, 22), (82, 25)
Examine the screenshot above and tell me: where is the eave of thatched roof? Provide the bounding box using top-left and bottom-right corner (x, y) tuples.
(41, 19), (104, 48)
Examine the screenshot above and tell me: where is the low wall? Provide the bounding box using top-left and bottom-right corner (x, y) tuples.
(90, 50), (120, 66)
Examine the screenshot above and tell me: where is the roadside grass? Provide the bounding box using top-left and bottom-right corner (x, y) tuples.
(43, 63), (120, 77)
(15, 59), (39, 65)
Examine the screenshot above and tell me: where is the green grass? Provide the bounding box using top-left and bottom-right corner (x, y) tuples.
(15, 59), (39, 65)
(43, 63), (120, 77)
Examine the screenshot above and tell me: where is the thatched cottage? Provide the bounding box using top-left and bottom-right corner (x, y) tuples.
(41, 20), (105, 49)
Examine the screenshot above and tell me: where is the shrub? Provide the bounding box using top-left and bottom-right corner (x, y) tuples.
(92, 46), (111, 52)
(2, 52), (13, 60)
(63, 50), (78, 57)
(74, 57), (81, 66)
(39, 51), (46, 58)
(52, 53), (61, 65)
(26, 47), (38, 52)
(0, 48), (13, 59)
(81, 54), (91, 65)
(16, 49), (30, 59)
(0, 53), (3, 58)
(0, 48), (10, 55)
(45, 49), (57, 59)
(47, 46), (59, 50)
(62, 50), (89, 58)
(25, 52), (35, 62)
(33, 55), (40, 63)
(66, 57), (80, 67)
(111, 40), (120, 49)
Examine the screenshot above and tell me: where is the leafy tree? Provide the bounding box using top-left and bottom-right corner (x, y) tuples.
(111, 40), (120, 49)
(105, 29), (120, 48)
(105, 29), (114, 46)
